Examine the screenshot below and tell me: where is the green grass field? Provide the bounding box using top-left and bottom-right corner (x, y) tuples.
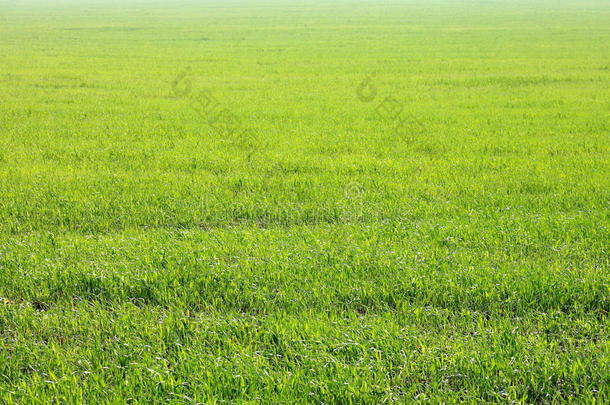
(1, 0), (609, 402)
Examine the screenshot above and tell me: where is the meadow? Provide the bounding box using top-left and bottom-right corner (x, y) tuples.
(0, 0), (609, 402)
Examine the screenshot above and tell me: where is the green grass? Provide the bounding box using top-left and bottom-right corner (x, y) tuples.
(1, 0), (609, 402)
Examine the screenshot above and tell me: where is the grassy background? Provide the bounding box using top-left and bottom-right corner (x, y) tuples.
(0, 0), (609, 402)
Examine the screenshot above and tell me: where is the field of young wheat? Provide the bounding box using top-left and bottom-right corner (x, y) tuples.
(0, 0), (609, 402)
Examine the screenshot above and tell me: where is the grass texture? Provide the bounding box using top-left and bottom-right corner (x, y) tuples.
(0, 0), (609, 402)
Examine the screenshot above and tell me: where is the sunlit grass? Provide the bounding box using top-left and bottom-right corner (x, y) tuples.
(0, 0), (609, 402)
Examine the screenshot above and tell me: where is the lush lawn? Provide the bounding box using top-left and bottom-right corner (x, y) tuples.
(0, 0), (609, 402)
